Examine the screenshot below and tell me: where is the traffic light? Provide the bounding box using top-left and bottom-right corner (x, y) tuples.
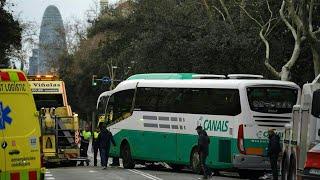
(92, 75), (97, 86)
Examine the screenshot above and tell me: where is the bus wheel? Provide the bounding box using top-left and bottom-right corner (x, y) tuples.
(239, 170), (263, 179)
(121, 142), (135, 169)
(190, 148), (201, 174)
(169, 164), (184, 172)
(287, 158), (296, 180)
(238, 170), (249, 179)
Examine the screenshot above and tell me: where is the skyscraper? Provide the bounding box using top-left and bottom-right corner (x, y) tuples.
(38, 5), (66, 75)
(28, 49), (39, 75)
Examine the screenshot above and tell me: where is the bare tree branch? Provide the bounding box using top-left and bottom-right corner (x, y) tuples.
(219, 0), (234, 26)
(280, 0), (298, 40)
(239, 5), (262, 27)
(309, 0), (314, 32)
(265, 0), (273, 34)
(259, 27), (280, 78)
(211, 4), (226, 21)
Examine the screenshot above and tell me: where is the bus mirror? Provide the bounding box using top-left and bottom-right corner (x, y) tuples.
(285, 124), (292, 130)
(318, 129), (320, 137)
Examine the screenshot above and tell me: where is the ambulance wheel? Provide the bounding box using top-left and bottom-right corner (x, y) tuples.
(121, 142), (135, 169)
(190, 148), (201, 174)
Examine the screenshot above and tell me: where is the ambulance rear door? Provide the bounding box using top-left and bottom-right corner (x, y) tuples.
(1, 72), (41, 179)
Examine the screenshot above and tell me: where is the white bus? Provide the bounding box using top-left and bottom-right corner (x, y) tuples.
(102, 77), (300, 178)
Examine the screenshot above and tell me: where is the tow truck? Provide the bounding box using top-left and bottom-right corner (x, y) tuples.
(28, 75), (88, 166)
(281, 75), (320, 179)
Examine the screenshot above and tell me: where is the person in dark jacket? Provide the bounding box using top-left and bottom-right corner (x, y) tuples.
(97, 123), (116, 170)
(92, 127), (100, 166)
(196, 126), (211, 179)
(267, 129), (281, 180)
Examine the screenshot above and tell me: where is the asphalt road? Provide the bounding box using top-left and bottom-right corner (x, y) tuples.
(46, 143), (269, 180)
(46, 165), (245, 180)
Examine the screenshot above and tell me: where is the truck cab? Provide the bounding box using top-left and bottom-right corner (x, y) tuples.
(282, 75), (320, 180)
(27, 75), (81, 166)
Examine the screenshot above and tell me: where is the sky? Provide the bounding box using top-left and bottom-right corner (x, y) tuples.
(11, 0), (118, 24)
(8, 0), (118, 68)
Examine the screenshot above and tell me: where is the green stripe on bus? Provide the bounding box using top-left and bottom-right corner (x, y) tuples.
(8, 71), (19, 82)
(109, 129), (238, 169)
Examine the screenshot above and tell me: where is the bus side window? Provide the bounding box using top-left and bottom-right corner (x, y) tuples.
(105, 95), (115, 125)
(112, 89), (135, 122)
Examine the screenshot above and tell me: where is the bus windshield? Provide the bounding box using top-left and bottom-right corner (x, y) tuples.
(247, 87), (298, 114)
(33, 94), (64, 110)
(97, 96), (109, 115)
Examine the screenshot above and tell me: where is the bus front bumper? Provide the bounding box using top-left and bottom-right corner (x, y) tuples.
(233, 154), (271, 170)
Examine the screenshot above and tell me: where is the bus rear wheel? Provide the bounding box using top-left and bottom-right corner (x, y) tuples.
(190, 148), (201, 174)
(239, 170), (263, 179)
(121, 142), (135, 169)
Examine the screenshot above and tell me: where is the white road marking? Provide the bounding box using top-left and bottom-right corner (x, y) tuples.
(46, 177), (55, 180)
(45, 174), (53, 177)
(89, 170), (98, 173)
(128, 169), (163, 180)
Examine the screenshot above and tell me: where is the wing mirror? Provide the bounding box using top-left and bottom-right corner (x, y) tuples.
(318, 129), (320, 137)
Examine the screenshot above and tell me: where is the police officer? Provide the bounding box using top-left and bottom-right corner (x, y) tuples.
(93, 127), (100, 166)
(267, 129), (281, 180)
(196, 126), (211, 179)
(79, 125), (91, 166)
(97, 123), (116, 170)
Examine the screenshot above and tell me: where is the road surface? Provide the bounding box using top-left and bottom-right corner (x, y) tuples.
(45, 143), (271, 180)
(46, 165), (246, 180)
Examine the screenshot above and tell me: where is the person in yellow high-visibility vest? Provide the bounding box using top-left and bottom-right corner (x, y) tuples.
(79, 125), (91, 166)
(93, 127), (100, 166)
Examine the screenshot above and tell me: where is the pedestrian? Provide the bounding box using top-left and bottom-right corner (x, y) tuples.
(93, 127), (100, 166)
(97, 123), (116, 170)
(79, 125), (91, 166)
(196, 126), (211, 179)
(267, 129), (282, 180)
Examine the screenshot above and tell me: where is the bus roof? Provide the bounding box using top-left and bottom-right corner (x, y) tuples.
(114, 79), (300, 92)
(127, 73), (196, 80)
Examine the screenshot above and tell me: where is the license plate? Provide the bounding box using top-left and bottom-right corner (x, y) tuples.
(309, 169), (320, 175)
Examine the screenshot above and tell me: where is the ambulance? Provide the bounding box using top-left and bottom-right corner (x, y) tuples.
(0, 69), (44, 180)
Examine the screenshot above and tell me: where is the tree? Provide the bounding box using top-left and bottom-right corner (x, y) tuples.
(240, 0), (320, 80)
(0, 0), (22, 67)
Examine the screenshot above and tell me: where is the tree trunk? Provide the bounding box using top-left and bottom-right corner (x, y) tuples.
(281, 41), (301, 81)
(311, 44), (320, 77)
(280, 66), (290, 80)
